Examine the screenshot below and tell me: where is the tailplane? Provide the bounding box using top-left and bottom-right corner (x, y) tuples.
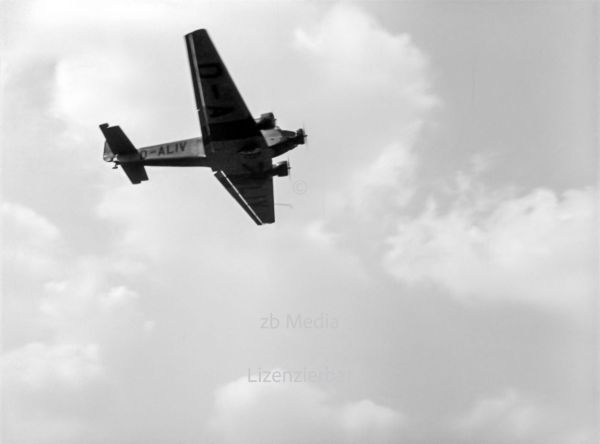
(99, 123), (148, 184)
(120, 163), (149, 184)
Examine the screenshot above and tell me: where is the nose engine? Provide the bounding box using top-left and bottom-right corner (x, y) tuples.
(295, 128), (306, 145)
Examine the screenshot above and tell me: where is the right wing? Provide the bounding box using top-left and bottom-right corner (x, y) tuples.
(214, 171), (275, 225)
(185, 29), (261, 149)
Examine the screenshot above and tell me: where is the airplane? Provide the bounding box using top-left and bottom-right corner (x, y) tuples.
(99, 29), (306, 225)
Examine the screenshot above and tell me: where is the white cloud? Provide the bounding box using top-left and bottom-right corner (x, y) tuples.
(38, 260), (143, 330)
(293, 4), (440, 265)
(99, 285), (139, 311)
(322, 134), (423, 263)
(347, 124), (421, 214)
(453, 389), (598, 444)
(2, 207), (152, 442)
(2, 342), (103, 390)
(455, 389), (540, 439)
(294, 3), (437, 110)
(295, 4), (596, 321)
(52, 52), (142, 130)
(207, 373), (405, 444)
(2, 202), (60, 242)
(2, 202), (62, 276)
(384, 186), (597, 315)
(26, 0), (171, 29)
(340, 399), (405, 441)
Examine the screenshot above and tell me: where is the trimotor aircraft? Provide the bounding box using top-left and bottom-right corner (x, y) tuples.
(100, 29), (305, 225)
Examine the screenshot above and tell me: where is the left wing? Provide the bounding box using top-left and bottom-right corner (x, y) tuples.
(214, 171), (274, 225)
(185, 29), (262, 150)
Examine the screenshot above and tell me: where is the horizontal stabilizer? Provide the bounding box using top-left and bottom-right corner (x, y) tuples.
(99, 123), (138, 156)
(121, 163), (148, 184)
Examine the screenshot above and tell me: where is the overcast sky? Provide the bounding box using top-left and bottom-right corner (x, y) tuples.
(1, 1), (598, 443)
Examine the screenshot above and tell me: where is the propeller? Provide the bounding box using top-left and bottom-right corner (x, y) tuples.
(301, 123), (309, 150)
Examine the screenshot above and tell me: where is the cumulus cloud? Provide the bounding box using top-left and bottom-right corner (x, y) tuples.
(454, 389), (540, 440)
(293, 4), (440, 265)
(294, 3), (437, 110)
(349, 133), (419, 213)
(296, 5), (596, 320)
(1, 341), (108, 444)
(2, 342), (103, 390)
(290, 2), (438, 200)
(38, 259), (146, 334)
(383, 186), (597, 315)
(207, 373), (405, 444)
(453, 389), (598, 444)
(2, 201), (152, 441)
(2, 202), (62, 276)
(99, 285), (139, 311)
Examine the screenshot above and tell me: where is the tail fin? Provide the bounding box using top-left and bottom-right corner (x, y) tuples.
(103, 141), (115, 162)
(99, 123), (148, 184)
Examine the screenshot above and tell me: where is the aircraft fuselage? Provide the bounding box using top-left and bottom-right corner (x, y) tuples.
(110, 124), (304, 174)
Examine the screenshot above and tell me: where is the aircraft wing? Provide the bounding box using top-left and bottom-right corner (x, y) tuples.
(214, 171), (274, 225)
(185, 29), (262, 149)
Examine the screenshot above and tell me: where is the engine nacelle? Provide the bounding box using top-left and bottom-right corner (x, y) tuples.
(271, 160), (289, 177)
(255, 112), (276, 130)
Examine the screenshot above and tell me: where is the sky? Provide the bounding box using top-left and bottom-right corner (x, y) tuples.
(1, 1), (598, 443)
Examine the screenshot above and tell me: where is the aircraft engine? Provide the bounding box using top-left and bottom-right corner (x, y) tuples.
(255, 112), (276, 130)
(270, 160), (289, 177)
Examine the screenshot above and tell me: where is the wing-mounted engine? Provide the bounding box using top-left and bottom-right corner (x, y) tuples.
(270, 160), (289, 178)
(255, 112), (277, 130)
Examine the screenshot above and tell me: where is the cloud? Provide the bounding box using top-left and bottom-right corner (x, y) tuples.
(383, 186), (597, 315)
(99, 285), (139, 311)
(294, 3), (437, 110)
(349, 132), (419, 213)
(1, 341), (108, 444)
(2, 342), (103, 390)
(2, 200), (155, 443)
(295, 5), (596, 320)
(289, 2), (438, 202)
(2, 202), (59, 242)
(292, 4), (440, 267)
(454, 389), (540, 440)
(38, 259), (146, 335)
(206, 373), (405, 444)
(2, 202), (62, 276)
(453, 389), (598, 444)
(339, 399), (404, 441)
